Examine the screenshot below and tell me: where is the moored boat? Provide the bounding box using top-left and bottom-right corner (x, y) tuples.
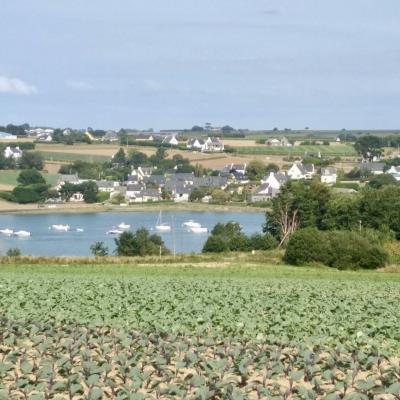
(0, 228), (14, 236)
(107, 229), (123, 235)
(155, 211), (171, 231)
(117, 222), (131, 230)
(13, 230), (31, 237)
(51, 224), (70, 232)
(182, 220), (201, 228)
(189, 226), (208, 234)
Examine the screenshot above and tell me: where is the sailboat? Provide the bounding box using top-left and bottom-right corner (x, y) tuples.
(155, 211), (171, 231)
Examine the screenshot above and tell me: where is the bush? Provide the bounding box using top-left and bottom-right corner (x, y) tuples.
(202, 235), (230, 253)
(249, 233), (278, 250)
(284, 228), (388, 270)
(115, 228), (170, 256)
(12, 184), (49, 204)
(6, 248), (21, 257)
(96, 191), (110, 203)
(17, 169), (46, 185)
(284, 228), (331, 266)
(90, 241), (109, 256)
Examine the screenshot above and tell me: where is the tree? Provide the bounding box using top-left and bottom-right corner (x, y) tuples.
(354, 135), (383, 161)
(17, 169), (45, 185)
(211, 189), (230, 204)
(19, 152), (44, 170)
(265, 181), (331, 245)
(113, 148), (126, 165)
(246, 160), (267, 181)
(115, 228), (170, 256)
(128, 150), (148, 168)
(189, 187), (206, 202)
(221, 125), (234, 132)
(6, 248), (21, 257)
(191, 125), (204, 131)
(90, 242), (109, 256)
(368, 174), (398, 189)
(12, 184), (49, 203)
(79, 181), (99, 203)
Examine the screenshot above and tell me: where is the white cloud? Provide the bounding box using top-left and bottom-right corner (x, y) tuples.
(66, 80), (93, 90)
(0, 75), (37, 95)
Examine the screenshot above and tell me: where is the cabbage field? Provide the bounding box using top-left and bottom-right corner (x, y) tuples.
(0, 263), (399, 399)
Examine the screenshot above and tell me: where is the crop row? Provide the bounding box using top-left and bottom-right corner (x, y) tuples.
(0, 318), (399, 399)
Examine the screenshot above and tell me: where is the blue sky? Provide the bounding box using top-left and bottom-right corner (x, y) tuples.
(1, 0), (399, 130)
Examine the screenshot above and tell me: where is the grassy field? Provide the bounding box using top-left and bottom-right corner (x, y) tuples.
(0, 170), (59, 188)
(230, 144), (357, 157)
(0, 260), (399, 398)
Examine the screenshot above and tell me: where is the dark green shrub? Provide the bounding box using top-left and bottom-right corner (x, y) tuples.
(284, 228), (388, 269)
(283, 228), (330, 265)
(202, 235), (230, 253)
(6, 248), (21, 257)
(249, 233), (278, 250)
(115, 228), (170, 256)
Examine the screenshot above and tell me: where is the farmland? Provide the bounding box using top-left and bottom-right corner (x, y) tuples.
(0, 170), (59, 190)
(0, 262), (399, 398)
(229, 144), (357, 157)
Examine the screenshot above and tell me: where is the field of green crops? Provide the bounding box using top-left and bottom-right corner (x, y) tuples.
(37, 151), (110, 163)
(0, 263), (399, 399)
(230, 145), (357, 157)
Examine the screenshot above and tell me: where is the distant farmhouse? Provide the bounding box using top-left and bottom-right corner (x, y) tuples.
(3, 146), (23, 160)
(187, 137), (224, 152)
(265, 137), (291, 147)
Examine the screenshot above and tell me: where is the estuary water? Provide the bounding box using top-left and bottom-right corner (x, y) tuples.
(0, 211), (264, 256)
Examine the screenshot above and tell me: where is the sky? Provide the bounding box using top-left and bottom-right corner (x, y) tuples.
(1, 0), (400, 130)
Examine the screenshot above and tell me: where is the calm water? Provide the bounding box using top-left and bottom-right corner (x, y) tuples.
(0, 211), (264, 256)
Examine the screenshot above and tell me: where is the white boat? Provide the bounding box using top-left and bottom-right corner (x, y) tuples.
(76, 228), (84, 232)
(117, 222), (131, 230)
(13, 230), (31, 237)
(51, 224), (70, 232)
(155, 211), (171, 231)
(0, 228), (13, 236)
(182, 220), (201, 228)
(107, 229), (123, 235)
(189, 226), (208, 234)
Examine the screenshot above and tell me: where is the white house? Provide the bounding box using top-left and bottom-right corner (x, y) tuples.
(55, 174), (82, 191)
(3, 146), (23, 160)
(288, 162), (315, 180)
(386, 166), (400, 181)
(261, 171), (289, 190)
(37, 133), (53, 142)
(251, 184), (274, 202)
(96, 180), (120, 193)
(187, 138), (207, 152)
(161, 135), (179, 146)
(205, 137), (224, 152)
(357, 162), (384, 175)
(321, 167), (337, 184)
(265, 137), (291, 147)
(225, 163), (247, 175)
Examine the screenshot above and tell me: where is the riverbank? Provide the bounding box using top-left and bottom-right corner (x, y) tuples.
(0, 199), (268, 215)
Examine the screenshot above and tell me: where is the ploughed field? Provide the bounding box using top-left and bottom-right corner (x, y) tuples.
(0, 263), (399, 399)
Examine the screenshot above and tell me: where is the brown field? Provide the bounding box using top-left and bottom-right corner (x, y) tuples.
(222, 139), (259, 147)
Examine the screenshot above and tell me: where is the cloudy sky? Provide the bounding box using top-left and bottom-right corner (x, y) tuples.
(1, 0), (399, 130)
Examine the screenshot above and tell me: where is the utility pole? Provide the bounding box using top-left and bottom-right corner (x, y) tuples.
(172, 216), (176, 258)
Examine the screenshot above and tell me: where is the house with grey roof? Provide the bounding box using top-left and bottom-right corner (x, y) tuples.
(95, 180), (120, 192)
(3, 146), (23, 160)
(321, 167), (337, 184)
(261, 171), (289, 189)
(102, 130), (119, 142)
(251, 183), (276, 202)
(288, 162), (315, 180)
(187, 137), (207, 152)
(357, 162), (385, 175)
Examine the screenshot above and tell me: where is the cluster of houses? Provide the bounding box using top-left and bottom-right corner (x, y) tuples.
(26, 128), (55, 142)
(3, 146), (23, 160)
(55, 166), (236, 204)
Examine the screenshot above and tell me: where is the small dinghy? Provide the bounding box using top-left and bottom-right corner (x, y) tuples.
(13, 230), (31, 237)
(76, 228), (84, 232)
(117, 222), (131, 230)
(107, 229), (123, 235)
(182, 220), (201, 228)
(189, 226), (208, 234)
(51, 224), (70, 232)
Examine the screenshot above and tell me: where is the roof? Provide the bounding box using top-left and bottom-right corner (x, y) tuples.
(194, 176), (228, 188)
(357, 162), (385, 171)
(57, 174), (80, 185)
(144, 175), (166, 185)
(188, 138), (205, 146)
(321, 167), (337, 175)
(96, 180), (117, 189)
(141, 189), (160, 197)
(126, 183), (144, 191)
(253, 183), (272, 195)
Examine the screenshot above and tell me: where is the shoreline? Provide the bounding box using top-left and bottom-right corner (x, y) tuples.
(0, 200), (267, 215)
